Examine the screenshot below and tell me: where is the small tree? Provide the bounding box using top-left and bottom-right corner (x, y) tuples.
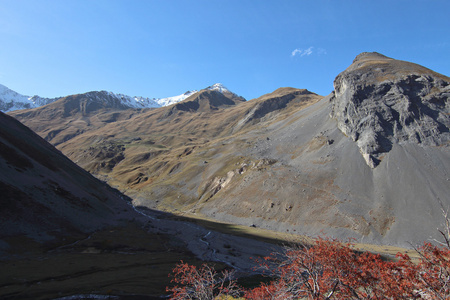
(167, 261), (242, 300)
(413, 202), (450, 299)
(414, 243), (450, 299)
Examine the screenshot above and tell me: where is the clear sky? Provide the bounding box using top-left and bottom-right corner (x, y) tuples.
(0, 0), (449, 100)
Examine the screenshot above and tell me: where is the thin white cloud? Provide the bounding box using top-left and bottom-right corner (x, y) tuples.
(291, 47), (313, 57)
(302, 46), (313, 56)
(291, 46), (327, 57)
(291, 49), (303, 56)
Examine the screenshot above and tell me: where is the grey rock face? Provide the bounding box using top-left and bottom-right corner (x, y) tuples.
(330, 52), (450, 167)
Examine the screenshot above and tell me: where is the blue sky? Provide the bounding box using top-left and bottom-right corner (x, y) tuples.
(0, 0), (449, 100)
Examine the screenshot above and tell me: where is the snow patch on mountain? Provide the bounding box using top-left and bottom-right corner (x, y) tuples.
(0, 84), (57, 112)
(155, 90), (199, 107)
(207, 83), (230, 94)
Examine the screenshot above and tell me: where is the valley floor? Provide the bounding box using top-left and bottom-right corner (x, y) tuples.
(0, 204), (419, 299)
(0, 207), (279, 299)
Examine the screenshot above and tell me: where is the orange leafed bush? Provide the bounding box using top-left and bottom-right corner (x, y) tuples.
(248, 238), (421, 299)
(167, 238), (450, 299)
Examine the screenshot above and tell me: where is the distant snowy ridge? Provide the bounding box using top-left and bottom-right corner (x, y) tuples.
(112, 90), (198, 109)
(0, 83), (240, 112)
(0, 84), (58, 112)
(111, 83), (236, 108)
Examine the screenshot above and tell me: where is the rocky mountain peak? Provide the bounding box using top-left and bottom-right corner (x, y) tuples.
(352, 51), (391, 64)
(166, 89), (244, 116)
(330, 52), (450, 168)
(206, 83), (229, 92)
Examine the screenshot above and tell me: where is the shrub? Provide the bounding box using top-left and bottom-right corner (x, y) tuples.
(166, 261), (241, 300)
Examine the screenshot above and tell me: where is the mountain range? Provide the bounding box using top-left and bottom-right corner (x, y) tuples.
(0, 82), (237, 112)
(5, 52), (449, 249)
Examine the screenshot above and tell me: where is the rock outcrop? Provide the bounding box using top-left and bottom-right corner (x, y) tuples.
(330, 52), (450, 167)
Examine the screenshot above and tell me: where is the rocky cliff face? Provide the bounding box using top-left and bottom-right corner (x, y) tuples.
(330, 52), (450, 167)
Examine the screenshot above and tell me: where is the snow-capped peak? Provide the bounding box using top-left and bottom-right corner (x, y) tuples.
(0, 84), (57, 112)
(206, 83), (230, 93)
(0, 84), (29, 103)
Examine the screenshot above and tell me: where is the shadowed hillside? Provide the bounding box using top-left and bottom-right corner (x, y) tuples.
(0, 111), (193, 299)
(0, 111), (142, 250)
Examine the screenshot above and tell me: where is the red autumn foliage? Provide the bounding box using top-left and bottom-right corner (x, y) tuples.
(247, 238), (422, 299)
(167, 238), (450, 299)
